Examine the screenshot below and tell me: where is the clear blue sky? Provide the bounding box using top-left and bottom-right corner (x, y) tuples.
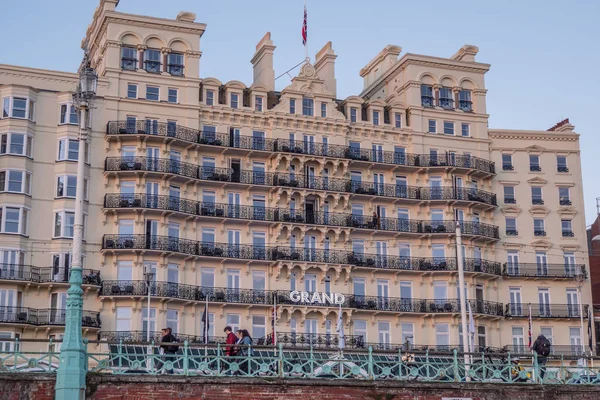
(2, 0), (599, 224)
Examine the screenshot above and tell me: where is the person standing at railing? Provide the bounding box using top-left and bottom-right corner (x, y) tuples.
(160, 327), (178, 374)
(238, 329), (253, 375)
(532, 333), (551, 380)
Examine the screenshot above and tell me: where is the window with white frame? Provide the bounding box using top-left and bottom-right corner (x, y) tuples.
(166, 309), (179, 334)
(378, 321), (391, 347)
(395, 112), (401, 128)
(205, 90), (214, 106)
(146, 86), (159, 101)
(59, 103), (78, 125)
(559, 187), (571, 205)
(143, 49), (161, 73)
(353, 319), (367, 342)
(562, 219), (573, 236)
(230, 93), (239, 109)
(502, 154), (513, 170)
(0, 133), (32, 157)
(57, 138), (89, 162)
(372, 110), (380, 126)
(350, 107), (357, 123)
(505, 217), (518, 235)
(141, 307), (157, 333)
(512, 326), (525, 352)
(56, 175), (88, 200)
(435, 323), (449, 348)
(321, 102), (326, 117)
(0, 332), (19, 352)
(461, 123), (470, 137)
(0, 170), (31, 194)
(252, 315), (266, 339)
(503, 186), (516, 203)
(226, 314), (240, 332)
(127, 84), (137, 99)
(428, 119), (436, 133)
(116, 307), (132, 332)
(0, 206), (28, 235)
(202, 312), (215, 337)
(302, 98), (314, 116)
(168, 88), (178, 104)
(443, 121), (454, 135)
(255, 96), (263, 112)
(2, 97), (34, 120)
(54, 211), (75, 238)
(401, 323), (414, 345)
(289, 98), (296, 114)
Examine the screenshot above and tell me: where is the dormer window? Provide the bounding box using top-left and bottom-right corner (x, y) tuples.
(289, 98), (296, 114)
(302, 98), (314, 116)
(255, 96), (263, 112)
(459, 90), (472, 112)
(167, 53), (184, 76)
(121, 46), (137, 70)
(394, 113), (401, 128)
(143, 49), (161, 73)
(372, 110), (380, 126)
(230, 93), (239, 109)
(206, 90), (214, 106)
(439, 87), (454, 109)
(421, 85), (434, 107)
(321, 102), (327, 118)
(350, 107), (357, 123)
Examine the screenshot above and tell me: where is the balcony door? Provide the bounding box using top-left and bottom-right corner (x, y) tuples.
(304, 235), (316, 262)
(566, 289), (579, 317)
(536, 252), (548, 276)
(145, 181), (159, 208)
(228, 192), (241, 218)
(0, 289), (16, 321)
(146, 146), (159, 172)
(563, 252), (576, 276)
(353, 278), (366, 307)
(145, 219), (159, 249)
(227, 270), (241, 302)
(253, 232), (266, 259)
(509, 288), (522, 316)
(50, 292), (67, 324)
(375, 241), (387, 268)
(377, 280), (389, 310)
(305, 318), (318, 343)
(228, 230), (241, 258)
(507, 251), (519, 275)
(430, 176), (442, 200)
(306, 166), (316, 189)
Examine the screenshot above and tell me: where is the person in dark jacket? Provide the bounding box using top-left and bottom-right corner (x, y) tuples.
(160, 327), (177, 374)
(532, 333), (551, 380)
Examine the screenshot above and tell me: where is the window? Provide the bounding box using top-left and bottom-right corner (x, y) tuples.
(534, 218), (545, 236)
(0, 170), (31, 194)
(562, 219), (574, 237)
(53, 211), (75, 238)
(56, 175), (88, 200)
(58, 138), (88, 162)
(443, 121), (454, 135)
(0, 133), (32, 157)
(230, 93), (239, 109)
(255, 96), (263, 112)
(141, 308), (157, 333)
(502, 154), (513, 170)
(354, 319), (367, 342)
(459, 90), (472, 111)
(226, 314), (240, 333)
(167, 53), (184, 76)
(144, 49), (161, 73)
(372, 110), (380, 126)
(146, 86), (159, 101)
(121, 47), (137, 70)
(504, 186), (516, 204)
(127, 84), (137, 99)
(289, 98), (296, 114)
(0, 206), (28, 235)
(350, 107), (357, 123)
(531, 187), (543, 204)
(559, 187), (571, 205)
(461, 123), (470, 137)
(252, 315), (266, 339)
(529, 155), (541, 171)
(570, 327), (582, 355)
(435, 323), (449, 348)
(439, 87), (453, 109)
(506, 217), (518, 235)
(428, 119), (436, 133)
(477, 326), (486, 349)
(557, 155), (569, 173)
(321, 102), (326, 117)
(116, 307), (132, 332)
(401, 323), (413, 346)
(59, 103), (78, 125)
(421, 85), (434, 107)
(206, 90), (214, 106)
(168, 88), (178, 104)
(512, 326), (525, 353)
(302, 98), (314, 116)
(378, 321), (391, 348)
(394, 112), (401, 128)
(2, 97), (34, 120)
(166, 309), (179, 334)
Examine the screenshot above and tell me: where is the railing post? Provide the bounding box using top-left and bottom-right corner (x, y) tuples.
(533, 351), (540, 384)
(368, 346), (374, 380)
(216, 343), (221, 376)
(183, 340), (189, 376)
(453, 348), (459, 382)
(278, 343), (284, 378)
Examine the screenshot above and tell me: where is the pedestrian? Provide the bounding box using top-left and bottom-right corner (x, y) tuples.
(238, 329), (253, 374)
(160, 327), (179, 374)
(532, 332), (551, 380)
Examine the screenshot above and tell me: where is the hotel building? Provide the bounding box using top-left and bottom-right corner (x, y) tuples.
(0, 0), (592, 355)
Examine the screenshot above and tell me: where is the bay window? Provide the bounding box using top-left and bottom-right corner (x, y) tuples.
(0, 170), (31, 194)
(0, 206), (28, 235)
(57, 138), (89, 162)
(2, 97), (34, 120)
(0, 133), (32, 157)
(59, 103), (78, 125)
(56, 175), (88, 200)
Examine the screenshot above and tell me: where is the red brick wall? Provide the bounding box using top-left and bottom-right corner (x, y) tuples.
(589, 216), (600, 304)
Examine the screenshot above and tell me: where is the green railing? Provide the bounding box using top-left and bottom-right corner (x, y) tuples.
(1, 339), (599, 385)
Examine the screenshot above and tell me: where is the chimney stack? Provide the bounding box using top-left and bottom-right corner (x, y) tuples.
(314, 42), (337, 97)
(251, 32), (276, 91)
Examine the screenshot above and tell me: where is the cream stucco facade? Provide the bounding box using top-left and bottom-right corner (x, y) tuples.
(0, 0), (592, 355)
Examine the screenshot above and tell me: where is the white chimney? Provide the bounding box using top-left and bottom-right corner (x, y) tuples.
(314, 42), (337, 97)
(251, 32), (276, 91)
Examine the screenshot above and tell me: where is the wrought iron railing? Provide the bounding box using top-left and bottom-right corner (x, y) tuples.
(505, 303), (589, 319)
(98, 331), (225, 344)
(0, 264), (101, 285)
(105, 157), (497, 206)
(106, 121), (496, 174)
(0, 306), (100, 327)
(502, 263), (586, 279)
(264, 332), (365, 349)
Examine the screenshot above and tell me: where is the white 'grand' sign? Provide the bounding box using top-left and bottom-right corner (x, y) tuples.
(289, 290), (346, 305)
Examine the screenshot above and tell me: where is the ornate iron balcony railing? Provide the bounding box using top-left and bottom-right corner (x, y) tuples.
(98, 330), (224, 344)
(106, 121), (495, 174)
(503, 263), (586, 279)
(504, 303), (589, 319)
(0, 264), (101, 285)
(0, 306), (100, 327)
(264, 332), (366, 349)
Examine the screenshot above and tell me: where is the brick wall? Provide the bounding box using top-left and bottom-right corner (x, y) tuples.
(3, 374), (600, 400)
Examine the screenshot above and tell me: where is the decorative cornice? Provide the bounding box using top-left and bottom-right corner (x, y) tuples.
(530, 239), (553, 251)
(529, 205), (550, 217)
(556, 207), (577, 218)
(501, 205), (522, 216)
(527, 176), (548, 185)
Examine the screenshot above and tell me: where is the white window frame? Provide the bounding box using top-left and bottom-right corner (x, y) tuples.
(230, 93), (239, 109)
(167, 88), (178, 104)
(428, 119), (437, 133)
(443, 121), (454, 135)
(146, 86), (160, 101)
(0, 205), (29, 235)
(255, 96), (263, 112)
(0, 169), (31, 195)
(461, 123), (470, 137)
(0, 133), (33, 157)
(53, 210), (85, 239)
(56, 175), (88, 200)
(57, 138), (90, 163)
(394, 112), (402, 128)
(127, 83), (138, 99)
(372, 110), (380, 126)
(205, 90), (214, 106)
(59, 103), (79, 125)
(2, 97), (35, 121)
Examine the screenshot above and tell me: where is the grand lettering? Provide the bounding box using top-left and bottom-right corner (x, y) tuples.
(289, 290), (345, 305)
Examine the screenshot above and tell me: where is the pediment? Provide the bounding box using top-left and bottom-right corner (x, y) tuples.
(531, 239), (553, 250)
(527, 176), (548, 185)
(557, 207), (577, 218)
(560, 244), (580, 252)
(529, 205), (550, 216)
(524, 145), (546, 152)
(503, 242), (525, 250)
(501, 205), (522, 215)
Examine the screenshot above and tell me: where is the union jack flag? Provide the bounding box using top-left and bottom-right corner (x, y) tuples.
(528, 303), (533, 349)
(302, 6), (307, 46)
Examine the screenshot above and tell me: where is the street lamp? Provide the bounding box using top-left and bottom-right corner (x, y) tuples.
(55, 53), (97, 400)
(143, 265), (155, 342)
(574, 265), (586, 363)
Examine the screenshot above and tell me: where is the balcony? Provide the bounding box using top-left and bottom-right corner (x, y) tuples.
(560, 199), (572, 206)
(98, 330), (223, 344)
(106, 121), (496, 175)
(421, 95), (435, 108)
(0, 264), (101, 285)
(105, 158), (497, 207)
(439, 98), (454, 110)
(534, 230), (546, 237)
(265, 332), (366, 349)
(504, 198), (516, 204)
(458, 100), (472, 112)
(0, 306), (100, 327)
(502, 164), (514, 171)
(532, 198), (544, 205)
(503, 263), (586, 279)
(504, 303), (588, 319)
(562, 231), (575, 237)
(505, 229), (518, 236)
(167, 63), (184, 76)
(529, 165), (541, 172)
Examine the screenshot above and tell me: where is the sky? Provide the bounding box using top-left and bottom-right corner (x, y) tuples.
(1, 0), (599, 224)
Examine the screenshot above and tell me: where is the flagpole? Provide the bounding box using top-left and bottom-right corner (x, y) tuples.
(303, 0), (308, 61)
(529, 303), (534, 380)
(273, 293), (278, 357)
